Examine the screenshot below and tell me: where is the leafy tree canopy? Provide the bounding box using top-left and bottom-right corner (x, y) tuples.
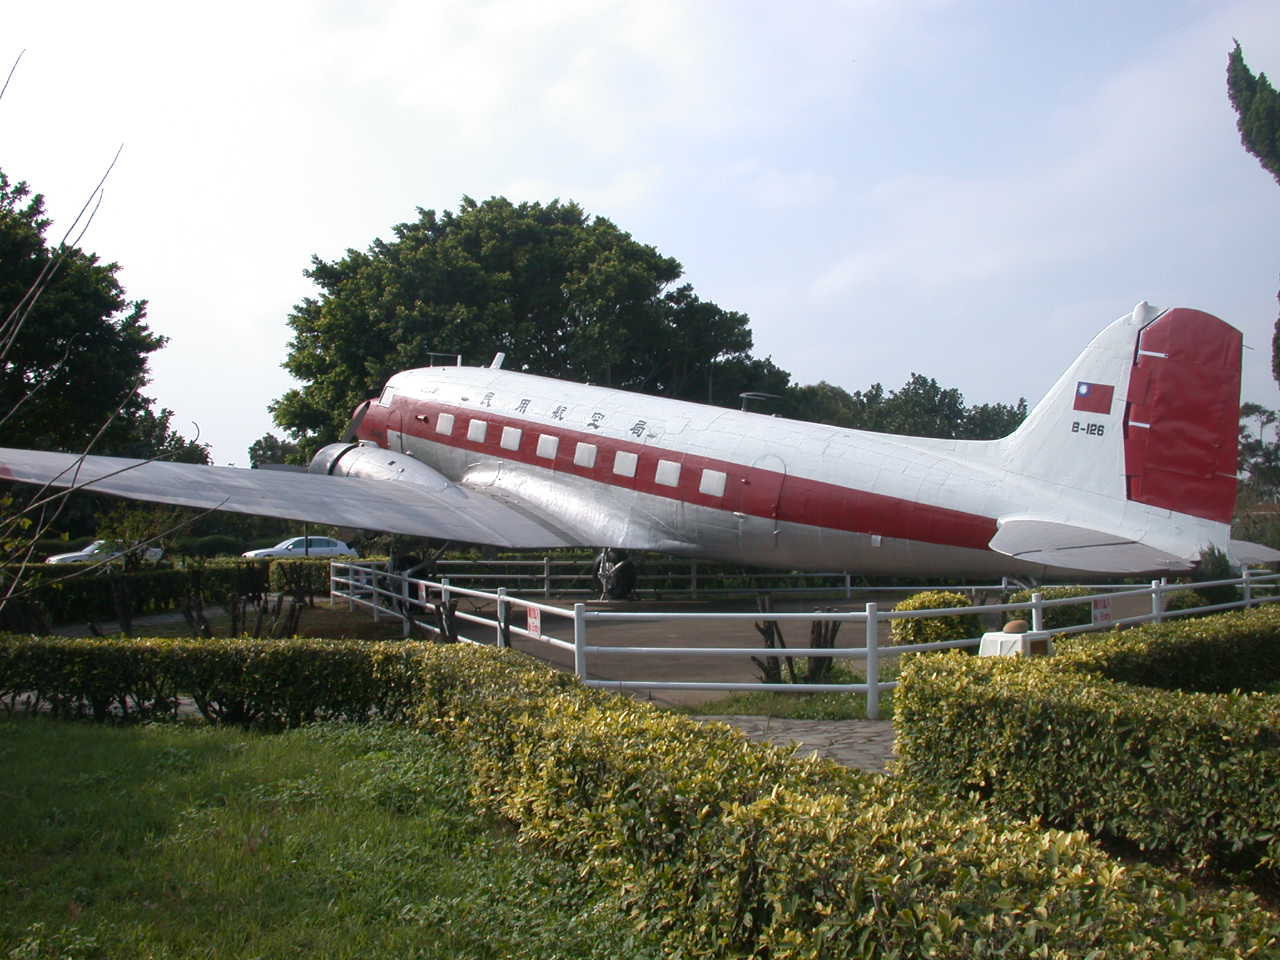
(273, 196), (759, 453)
(1228, 41), (1280, 187)
(0, 170), (206, 462)
(248, 432), (301, 468)
(1227, 42), (1280, 388)
(783, 374), (1026, 440)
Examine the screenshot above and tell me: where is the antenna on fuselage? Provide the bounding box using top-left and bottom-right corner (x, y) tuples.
(739, 391), (782, 412)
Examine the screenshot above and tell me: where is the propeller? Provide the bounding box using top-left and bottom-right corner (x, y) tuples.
(341, 401), (371, 443)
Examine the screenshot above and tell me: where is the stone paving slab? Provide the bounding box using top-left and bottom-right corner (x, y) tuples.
(696, 716), (896, 774)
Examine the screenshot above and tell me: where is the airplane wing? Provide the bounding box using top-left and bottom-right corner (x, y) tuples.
(1228, 538), (1280, 565)
(988, 518), (1194, 573)
(0, 448), (578, 548)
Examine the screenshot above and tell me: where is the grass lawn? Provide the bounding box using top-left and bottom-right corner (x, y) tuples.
(0, 717), (661, 960)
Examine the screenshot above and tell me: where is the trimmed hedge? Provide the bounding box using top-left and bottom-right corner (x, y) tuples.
(889, 589), (980, 646)
(4, 635), (1278, 955)
(896, 607), (1280, 879)
(3, 559), (291, 624)
(413, 645), (1277, 958)
(0, 635), (423, 727)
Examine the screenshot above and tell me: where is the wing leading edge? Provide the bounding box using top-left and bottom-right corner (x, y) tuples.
(0, 448), (577, 548)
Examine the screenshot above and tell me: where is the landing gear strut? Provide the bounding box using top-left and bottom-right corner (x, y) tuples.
(593, 548), (637, 600)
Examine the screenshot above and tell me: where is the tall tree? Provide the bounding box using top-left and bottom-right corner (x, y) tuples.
(1228, 41), (1280, 186)
(1227, 42), (1280, 387)
(0, 170), (203, 460)
(272, 196), (761, 453)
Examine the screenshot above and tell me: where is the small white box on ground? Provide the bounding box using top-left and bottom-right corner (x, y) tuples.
(978, 631), (1054, 658)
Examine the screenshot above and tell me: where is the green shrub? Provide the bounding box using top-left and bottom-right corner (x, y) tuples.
(896, 607), (1280, 880)
(1192, 546), (1241, 606)
(1163, 587), (1209, 614)
(1009, 585), (1096, 630)
(269, 558), (335, 597)
(174, 534), (244, 557)
(888, 589), (980, 646)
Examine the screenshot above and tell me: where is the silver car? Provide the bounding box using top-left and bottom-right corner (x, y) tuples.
(241, 536), (356, 559)
(45, 539), (164, 565)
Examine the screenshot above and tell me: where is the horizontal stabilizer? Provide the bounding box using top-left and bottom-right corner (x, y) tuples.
(0, 448), (577, 548)
(989, 518), (1192, 573)
(1229, 538), (1280, 566)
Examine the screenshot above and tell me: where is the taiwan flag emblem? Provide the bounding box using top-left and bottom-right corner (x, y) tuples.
(1073, 381), (1114, 415)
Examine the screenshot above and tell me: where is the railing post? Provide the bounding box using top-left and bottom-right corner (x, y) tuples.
(329, 563), (336, 609)
(573, 603), (588, 680)
(844, 571), (852, 601)
(543, 557), (551, 600)
(1243, 568), (1253, 608)
(690, 561), (698, 600)
(1151, 579), (1164, 622)
(496, 587), (509, 648)
(1030, 592), (1044, 633)
(865, 601), (880, 721)
(400, 574), (411, 637)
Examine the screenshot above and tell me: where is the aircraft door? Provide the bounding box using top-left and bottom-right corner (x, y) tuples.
(735, 453), (787, 553)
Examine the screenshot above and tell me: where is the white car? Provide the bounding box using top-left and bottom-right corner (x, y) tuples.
(45, 539), (164, 565)
(241, 536), (356, 559)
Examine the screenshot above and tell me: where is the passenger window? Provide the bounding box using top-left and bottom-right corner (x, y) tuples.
(436, 413), (455, 435)
(574, 443), (597, 468)
(655, 459), (681, 487)
(699, 469), (727, 497)
(467, 419), (488, 443)
(536, 434), (559, 459)
(613, 450), (637, 478)
(500, 426), (522, 451)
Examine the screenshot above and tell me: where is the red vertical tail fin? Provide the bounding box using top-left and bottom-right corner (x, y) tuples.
(1123, 308), (1241, 524)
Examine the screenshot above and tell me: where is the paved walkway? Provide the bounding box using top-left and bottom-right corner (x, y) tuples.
(698, 716), (896, 774)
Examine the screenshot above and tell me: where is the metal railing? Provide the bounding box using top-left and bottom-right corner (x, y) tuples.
(370, 555), (1030, 601)
(328, 562), (1280, 720)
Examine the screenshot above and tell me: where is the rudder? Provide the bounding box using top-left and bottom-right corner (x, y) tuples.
(1000, 302), (1241, 525)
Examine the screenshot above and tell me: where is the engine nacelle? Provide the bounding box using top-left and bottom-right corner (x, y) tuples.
(308, 442), (451, 491)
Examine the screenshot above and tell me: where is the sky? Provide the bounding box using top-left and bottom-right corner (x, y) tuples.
(4, 0), (1279, 465)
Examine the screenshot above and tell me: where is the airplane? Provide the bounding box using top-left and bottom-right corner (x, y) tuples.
(0, 301), (1275, 578)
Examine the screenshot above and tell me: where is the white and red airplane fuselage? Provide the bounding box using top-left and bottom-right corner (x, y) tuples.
(328, 302), (1247, 577)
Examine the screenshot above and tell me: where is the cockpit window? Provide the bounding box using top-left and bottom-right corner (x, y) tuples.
(377, 386), (396, 407)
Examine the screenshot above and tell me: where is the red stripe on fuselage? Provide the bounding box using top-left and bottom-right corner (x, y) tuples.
(363, 397), (998, 551)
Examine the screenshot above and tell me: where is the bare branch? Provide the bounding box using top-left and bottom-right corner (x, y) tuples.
(0, 50), (22, 103)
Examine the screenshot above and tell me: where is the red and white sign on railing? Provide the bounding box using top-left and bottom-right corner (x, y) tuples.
(526, 606), (541, 637)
